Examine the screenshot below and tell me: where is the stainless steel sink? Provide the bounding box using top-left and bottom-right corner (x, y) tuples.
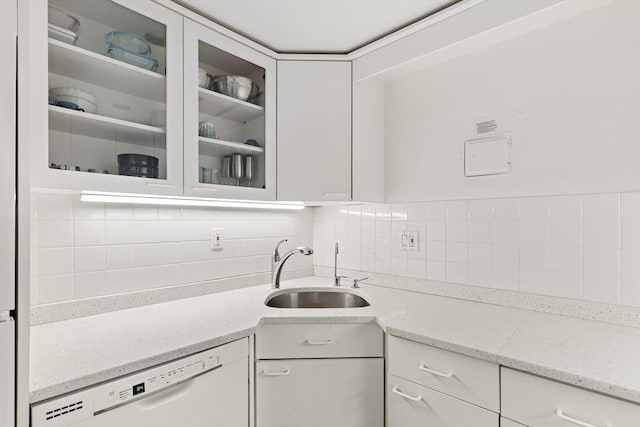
(265, 288), (370, 309)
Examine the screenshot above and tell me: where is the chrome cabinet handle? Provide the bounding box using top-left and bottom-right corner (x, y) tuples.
(418, 363), (454, 378)
(262, 369), (290, 376)
(305, 339), (334, 345)
(391, 386), (422, 401)
(145, 183), (177, 188)
(191, 186), (218, 192)
(556, 409), (607, 427)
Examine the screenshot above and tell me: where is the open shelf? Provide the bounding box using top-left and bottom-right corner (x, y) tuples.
(48, 38), (166, 103)
(199, 136), (264, 158)
(198, 87), (264, 123)
(49, 105), (164, 141)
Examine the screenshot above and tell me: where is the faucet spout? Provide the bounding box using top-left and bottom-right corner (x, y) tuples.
(271, 245), (314, 289)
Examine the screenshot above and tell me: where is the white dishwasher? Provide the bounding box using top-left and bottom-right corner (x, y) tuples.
(32, 338), (249, 427)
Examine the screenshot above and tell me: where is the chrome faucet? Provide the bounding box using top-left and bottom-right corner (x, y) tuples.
(271, 239), (313, 289)
(334, 242), (347, 286)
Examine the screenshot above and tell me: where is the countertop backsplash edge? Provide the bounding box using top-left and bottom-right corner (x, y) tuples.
(30, 266), (314, 325)
(314, 265), (640, 329)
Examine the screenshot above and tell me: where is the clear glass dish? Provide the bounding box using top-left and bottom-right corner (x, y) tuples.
(48, 5), (80, 33)
(48, 24), (78, 45)
(106, 46), (159, 72)
(105, 31), (151, 55)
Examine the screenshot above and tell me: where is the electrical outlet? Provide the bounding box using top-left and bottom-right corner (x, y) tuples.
(400, 230), (419, 251)
(211, 228), (223, 250)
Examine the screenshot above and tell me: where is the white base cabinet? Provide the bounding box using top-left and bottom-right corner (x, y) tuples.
(387, 336), (499, 427)
(388, 374), (498, 427)
(256, 358), (383, 427)
(501, 368), (640, 427)
(388, 335), (499, 412)
(255, 323), (383, 427)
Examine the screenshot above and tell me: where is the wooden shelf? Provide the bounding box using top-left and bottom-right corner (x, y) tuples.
(48, 38), (166, 103)
(199, 136), (264, 157)
(198, 87), (264, 122)
(49, 105), (164, 141)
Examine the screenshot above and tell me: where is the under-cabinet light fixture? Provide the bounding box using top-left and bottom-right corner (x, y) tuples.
(80, 191), (305, 210)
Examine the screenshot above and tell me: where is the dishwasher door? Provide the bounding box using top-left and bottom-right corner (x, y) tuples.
(78, 356), (248, 427)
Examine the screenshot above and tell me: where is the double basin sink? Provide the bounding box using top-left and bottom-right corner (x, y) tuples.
(265, 287), (370, 309)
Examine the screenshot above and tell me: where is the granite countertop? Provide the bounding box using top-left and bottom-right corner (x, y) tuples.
(30, 276), (640, 405)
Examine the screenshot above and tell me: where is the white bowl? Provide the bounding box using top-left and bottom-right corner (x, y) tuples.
(49, 87), (98, 114)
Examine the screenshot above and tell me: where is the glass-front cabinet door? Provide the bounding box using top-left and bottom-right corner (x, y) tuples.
(32, 0), (183, 195)
(183, 19), (276, 201)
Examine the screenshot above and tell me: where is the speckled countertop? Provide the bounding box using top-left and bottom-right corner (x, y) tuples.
(30, 277), (640, 405)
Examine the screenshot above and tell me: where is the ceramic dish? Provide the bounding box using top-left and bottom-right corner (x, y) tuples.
(117, 154), (159, 178)
(48, 87), (98, 114)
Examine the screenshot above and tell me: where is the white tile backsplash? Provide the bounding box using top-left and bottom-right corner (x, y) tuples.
(427, 201), (447, 221)
(313, 193), (640, 308)
(34, 192), (640, 309)
(446, 200), (469, 221)
(33, 194), (314, 305)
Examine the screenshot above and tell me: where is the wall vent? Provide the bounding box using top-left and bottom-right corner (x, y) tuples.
(476, 119), (497, 134)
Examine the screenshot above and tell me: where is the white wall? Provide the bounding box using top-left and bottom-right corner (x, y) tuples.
(384, 0), (640, 202)
(313, 192), (640, 308)
(31, 193), (313, 305)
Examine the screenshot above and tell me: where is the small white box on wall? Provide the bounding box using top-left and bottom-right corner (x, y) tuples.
(464, 135), (512, 177)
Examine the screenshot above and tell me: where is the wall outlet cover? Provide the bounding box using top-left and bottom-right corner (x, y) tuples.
(400, 230), (419, 251)
(211, 228), (223, 250)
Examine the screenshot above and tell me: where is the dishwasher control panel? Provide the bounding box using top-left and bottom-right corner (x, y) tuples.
(101, 354), (219, 408)
(31, 338), (249, 427)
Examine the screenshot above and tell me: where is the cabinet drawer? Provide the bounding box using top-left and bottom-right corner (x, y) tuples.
(501, 368), (640, 427)
(256, 323), (383, 359)
(387, 374), (498, 427)
(257, 358), (383, 427)
(387, 335), (499, 411)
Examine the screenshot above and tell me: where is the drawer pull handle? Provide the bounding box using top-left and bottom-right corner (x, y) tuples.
(391, 386), (422, 402)
(418, 364), (454, 378)
(263, 369), (290, 376)
(305, 339), (334, 345)
(556, 409), (605, 427)
(145, 183), (177, 189)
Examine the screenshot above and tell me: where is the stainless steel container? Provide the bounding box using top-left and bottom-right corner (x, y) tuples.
(244, 155), (253, 187)
(222, 156), (232, 185)
(211, 75), (256, 101)
(231, 154), (243, 186)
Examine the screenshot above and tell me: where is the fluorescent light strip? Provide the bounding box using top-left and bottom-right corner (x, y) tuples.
(80, 192), (305, 210)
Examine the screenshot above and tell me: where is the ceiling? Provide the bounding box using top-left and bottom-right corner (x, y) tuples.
(175, 0), (456, 54)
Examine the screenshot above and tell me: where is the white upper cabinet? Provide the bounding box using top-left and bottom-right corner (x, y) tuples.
(28, 1), (380, 202)
(276, 61), (352, 202)
(352, 77), (385, 202)
(183, 19), (276, 200)
(32, 0), (184, 195)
